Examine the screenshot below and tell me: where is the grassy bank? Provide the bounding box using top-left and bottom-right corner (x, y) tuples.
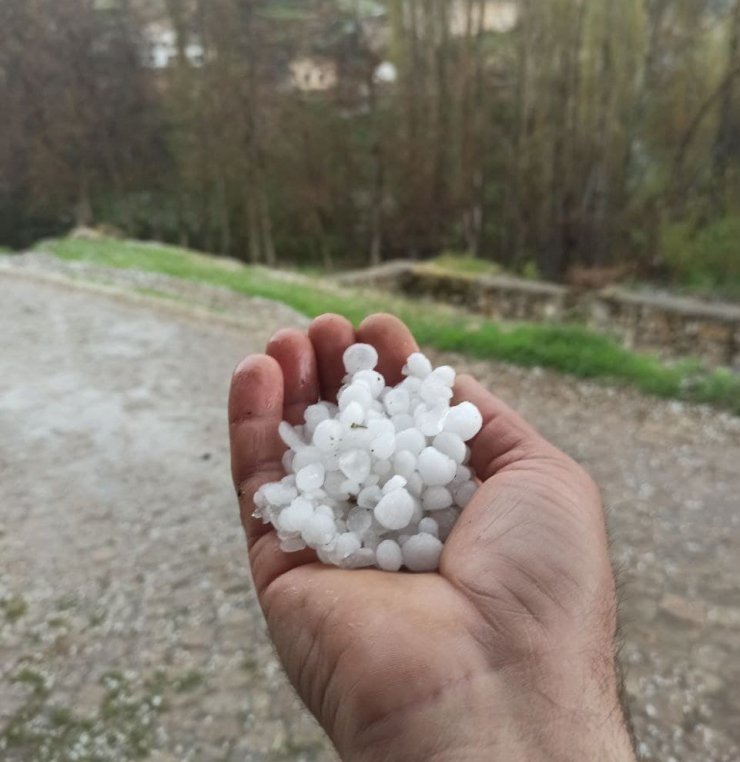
(19, 237), (740, 414)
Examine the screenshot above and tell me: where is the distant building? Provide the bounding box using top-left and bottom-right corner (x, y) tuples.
(449, 0), (518, 37)
(144, 23), (204, 69)
(289, 56), (339, 91)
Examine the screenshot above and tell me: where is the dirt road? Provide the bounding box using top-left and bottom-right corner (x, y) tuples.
(1, 260), (738, 761)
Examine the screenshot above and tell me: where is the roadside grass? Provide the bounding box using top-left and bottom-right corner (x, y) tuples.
(24, 237), (740, 414)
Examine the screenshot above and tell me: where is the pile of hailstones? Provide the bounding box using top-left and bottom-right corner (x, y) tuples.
(254, 344), (483, 572)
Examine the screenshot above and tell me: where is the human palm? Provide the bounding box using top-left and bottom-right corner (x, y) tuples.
(229, 313), (634, 761)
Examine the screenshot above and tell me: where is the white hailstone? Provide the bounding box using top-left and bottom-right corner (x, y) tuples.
(418, 517), (439, 537)
(357, 484), (382, 508)
(432, 432), (466, 465)
(384, 388), (410, 416)
(295, 463), (325, 492)
(395, 427), (426, 455)
(393, 450), (417, 480)
(292, 446), (323, 472)
(313, 419), (344, 451)
(403, 352), (433, 378)
(353, 369), (385, 398)
(254, 344), (483, 572)
(279, 421), (305, 451)
(443, 401), (483, 441)
(340, 401), (366, 427)
(338, 383), (373, 412)
(374, 488), (415, 530)
(417, 447), (457, 486)
(422, 485), (453, 511)
(382, 474), (407, 494)
(402, 533), (443, 572)
(302, 512), (337, 547)
(338, 449), (372, 483)
(454, 480), (478, 508)
(278, 497), (314, 533)
(391, 413), (415, 432)
(335, 532), (362, 560)
(304, 403), (331, 433)
(343, 343), (379, 374)
(376, 539), (403, 571)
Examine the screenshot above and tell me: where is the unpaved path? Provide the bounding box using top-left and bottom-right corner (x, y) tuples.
(1, 259), (739, 761)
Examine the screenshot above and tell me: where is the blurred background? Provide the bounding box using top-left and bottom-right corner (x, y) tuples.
(1, 0), (739, 292)
(1, 3), (739, 762)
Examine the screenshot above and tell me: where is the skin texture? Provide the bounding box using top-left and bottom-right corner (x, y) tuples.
(228, 313), (637, 762)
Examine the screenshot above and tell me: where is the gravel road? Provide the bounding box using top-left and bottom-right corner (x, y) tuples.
(1, 258), (738, 761)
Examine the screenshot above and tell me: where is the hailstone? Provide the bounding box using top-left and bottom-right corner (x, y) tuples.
(253, 343), (482, 572)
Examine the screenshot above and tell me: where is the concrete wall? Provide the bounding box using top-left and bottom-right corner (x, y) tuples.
(338, 263), (740, 368)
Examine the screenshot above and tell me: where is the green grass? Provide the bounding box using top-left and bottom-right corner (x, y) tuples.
(23, 237), (740, 414)
(427, 252), (501, 277)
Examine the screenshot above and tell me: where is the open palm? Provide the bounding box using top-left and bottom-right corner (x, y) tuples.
(229, 313), (635, 762)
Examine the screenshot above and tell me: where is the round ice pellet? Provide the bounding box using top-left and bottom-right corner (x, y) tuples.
(391, 413), (414, 432)
(292, 446), (324, 472)
(393, 450), (417, 480)
(382, 474), (407, 494)
(384, 387), (410, 416)
(376, 539), (403, 571)
(402, 533), (443, 572)
(431, 365), (456, 386)
(370, 434), (395, 460)
(395, 427), (426, 455)
(279, 421), (306, 451)
(417, 447), (457, 486)
(262, 482), (298, 506)
(454, 480), (478, 508)
(340, 401), (366, 427)
(415, 405), (448, 437)
(432, 432), (466, 465)
(335, 532), (362, 560)
(338, 383), (373, 412)
(343, 343), (379, 374)
(338, 449), (372, 483)
(347, 506), (373, 533)
(374, 488), (415, 530)
(352, 369), (385, 397)
(422, 485), (453, 511)
(278, 497), (314, 533)
(313, 419), (344, 451)
(357, 484), (382, 508)
(403, 352), (433, 379)
(443, 401), (483, 441)
(296, 463), (325, 492)
(418, 517), (439, 537)
(302, 512), (337, 547)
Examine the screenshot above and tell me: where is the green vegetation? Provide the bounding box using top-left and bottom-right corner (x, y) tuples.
(26, 237), (740, 414)
(661, 217), (740, 300)
(427, 252), (501, 277)
(2, 594), (28, 622)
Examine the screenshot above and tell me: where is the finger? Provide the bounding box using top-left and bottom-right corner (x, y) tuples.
(356, 313), (419, 385)
(453, 374), (554, 481)
(228, 354), (285, 544)
(308, 313), (355, 402)
(266, 328), (320, 425)
(248, 532), (319, 598)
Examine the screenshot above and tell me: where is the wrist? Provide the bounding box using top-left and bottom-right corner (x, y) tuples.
(341, 650), (635, 762)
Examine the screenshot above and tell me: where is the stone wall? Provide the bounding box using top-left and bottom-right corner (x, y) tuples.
(338, 262), (740, 368)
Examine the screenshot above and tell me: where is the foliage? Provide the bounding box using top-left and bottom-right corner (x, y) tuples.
(1, 0), (739, 284)
(28, 237), (740, 414)
(660, 216), (740, 298)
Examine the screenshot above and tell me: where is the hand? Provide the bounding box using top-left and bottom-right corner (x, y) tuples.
(228, 313), (636, 762)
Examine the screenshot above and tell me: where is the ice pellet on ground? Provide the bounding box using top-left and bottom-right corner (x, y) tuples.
(253, 344), (482, 571)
